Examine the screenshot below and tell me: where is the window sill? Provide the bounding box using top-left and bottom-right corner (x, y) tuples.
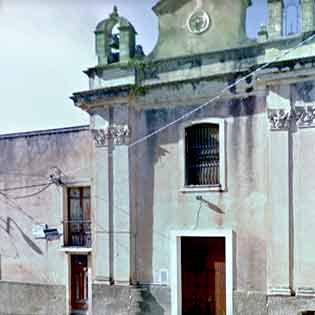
(59, 246), (92, 254)
(180, 185), (223, 193)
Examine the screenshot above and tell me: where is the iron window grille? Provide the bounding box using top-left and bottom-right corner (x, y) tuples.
(185, 123), (220, 186)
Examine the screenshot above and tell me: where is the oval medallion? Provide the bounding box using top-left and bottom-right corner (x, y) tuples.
(187, 9), (211, 34)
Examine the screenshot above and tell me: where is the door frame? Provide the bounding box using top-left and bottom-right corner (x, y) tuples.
(67, 253), (92, 315)
(170, 229), (234, 315)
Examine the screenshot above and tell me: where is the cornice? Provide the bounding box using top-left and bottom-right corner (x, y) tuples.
(71, 85), (132, 110)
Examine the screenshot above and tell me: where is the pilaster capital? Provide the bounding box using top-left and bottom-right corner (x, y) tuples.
(268, 109), (291, 131)
(296, 106), (315, 128)
(92, 125), (131, 146)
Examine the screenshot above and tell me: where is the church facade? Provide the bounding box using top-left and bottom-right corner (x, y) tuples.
(2, 0), (315, 314)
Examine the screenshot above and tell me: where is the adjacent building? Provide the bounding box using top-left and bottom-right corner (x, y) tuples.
(2, 0), (315, 314)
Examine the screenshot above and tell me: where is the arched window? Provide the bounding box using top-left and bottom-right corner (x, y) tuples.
(185, 123), (220, 186)
(284, 1), (301, 35)
(108, 24), (120, 64)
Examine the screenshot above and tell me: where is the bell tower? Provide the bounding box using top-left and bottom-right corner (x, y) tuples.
(95, 6), (137, 65)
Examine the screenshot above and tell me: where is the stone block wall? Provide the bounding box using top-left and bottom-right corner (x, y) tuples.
(0, 281), (66, 315)
(92, 284), (170, 315)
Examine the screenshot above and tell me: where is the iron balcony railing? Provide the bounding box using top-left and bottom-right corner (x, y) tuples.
(63, 220), (92, 248)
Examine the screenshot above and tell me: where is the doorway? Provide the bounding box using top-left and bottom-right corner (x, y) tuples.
(70, 255), (89, 315)
(171, 230), (233, 315)
(181, 237), (226, 315)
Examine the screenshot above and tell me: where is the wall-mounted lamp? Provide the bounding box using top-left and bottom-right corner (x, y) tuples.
(43, 228), (61, 241)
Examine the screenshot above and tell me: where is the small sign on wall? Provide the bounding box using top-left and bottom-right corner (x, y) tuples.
(32, 224), (47, 239)
(159, 269), (169, 285)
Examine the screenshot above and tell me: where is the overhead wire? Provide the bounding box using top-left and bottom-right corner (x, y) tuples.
(0, 168), (61, 222)
(0, 191), (36, 221)
(128, 31), (315, 148)
(0, 182), (51, 193)
(0, 32), (314, 234)
(3, 31), (315, 194)
(0, 166), (62, 196)
(12, 183), (53, 200)
(0, 172), (47, 178)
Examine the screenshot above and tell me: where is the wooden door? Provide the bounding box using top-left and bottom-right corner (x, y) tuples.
(71, 255), (88, 314)
(181, 237), (226, 315)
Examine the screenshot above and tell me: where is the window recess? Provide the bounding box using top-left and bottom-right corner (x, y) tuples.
(64, 187), (91, 248)
(185, 123), (220, 187)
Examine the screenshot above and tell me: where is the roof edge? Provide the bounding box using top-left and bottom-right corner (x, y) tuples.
(152, 0), (190, 15)
(0, 125), (90, 140)
(153, 0), (252, 15)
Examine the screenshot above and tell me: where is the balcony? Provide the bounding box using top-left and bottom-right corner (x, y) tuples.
(63, 220), (92, 248)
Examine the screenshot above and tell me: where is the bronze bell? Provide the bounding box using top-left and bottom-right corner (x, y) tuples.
(109, 34), (120, 50)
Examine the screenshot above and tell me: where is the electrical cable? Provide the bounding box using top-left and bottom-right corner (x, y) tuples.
(0, 182), (50, 193)
(12, 183), (53, 200)
(0, 31), (314, 255)
(0, 167), (62, 194)
(193, 201), (203, 230)
(0, 191), (35, 221)
(0, 172), (47, 178)
(128, 31), (315, 148)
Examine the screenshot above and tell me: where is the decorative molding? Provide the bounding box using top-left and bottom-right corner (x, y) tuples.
(296, 287), (315, 297)
(268, 109), (291, 130)
(268, 286), (293, 296)
(296, 106), (315, 128)
(268, 107), (315, 130)
(92, 125), (130, 146)
(187, 9), (211, 34)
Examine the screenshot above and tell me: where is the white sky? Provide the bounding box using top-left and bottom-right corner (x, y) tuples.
(0, 0), (299, 135)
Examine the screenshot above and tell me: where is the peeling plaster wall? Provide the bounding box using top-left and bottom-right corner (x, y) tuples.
(130, 93), (269, 294)
(291, 80), (315, 293)
(0, 128), (92, 285)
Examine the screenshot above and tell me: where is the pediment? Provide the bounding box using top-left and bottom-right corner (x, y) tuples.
(152, 0), (191, 15)
(153, 0), (252, 15)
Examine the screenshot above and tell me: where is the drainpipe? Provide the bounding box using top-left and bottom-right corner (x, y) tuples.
(288, 102), (295, 294)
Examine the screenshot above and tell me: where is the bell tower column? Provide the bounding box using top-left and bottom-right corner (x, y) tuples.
(267, 0), (284, 38)
(301, 0), (315, 33)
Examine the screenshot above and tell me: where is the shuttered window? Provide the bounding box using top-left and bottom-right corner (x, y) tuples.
(185, 123), (220, 186)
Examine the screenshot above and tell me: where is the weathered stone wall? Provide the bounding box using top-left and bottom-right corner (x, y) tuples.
(92, 284), (170, 315)
(234, 291), (267, 315)
(92, 286), (315, 315)
(268, 296), (315, 315)
(0, 281), (66, 315)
